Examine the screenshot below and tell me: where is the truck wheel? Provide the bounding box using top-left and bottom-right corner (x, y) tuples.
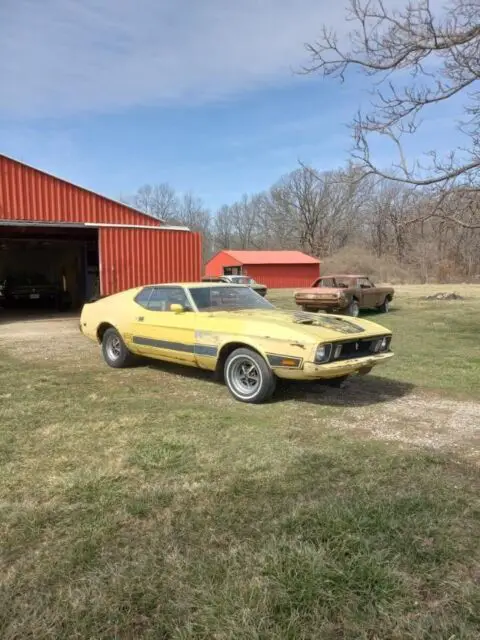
(379, 297), (390, 313)
(102, 328), (135, 368)
(346, 300), (360, 317)
(224, 348), (276, 403)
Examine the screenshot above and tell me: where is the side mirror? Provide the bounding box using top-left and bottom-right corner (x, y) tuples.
(170, 303), (185, 313)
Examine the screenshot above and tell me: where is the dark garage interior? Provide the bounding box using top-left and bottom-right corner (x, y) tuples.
(0, 223), (99, 312)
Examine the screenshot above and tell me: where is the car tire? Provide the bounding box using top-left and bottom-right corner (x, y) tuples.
(346, 299), (360, 317)
(224, 348), (276, 404)
(102, 327), (135, 368)
(379, 297), (390, 313)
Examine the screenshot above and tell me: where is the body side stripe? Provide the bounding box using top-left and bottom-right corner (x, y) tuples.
(132, 336), (218, 357)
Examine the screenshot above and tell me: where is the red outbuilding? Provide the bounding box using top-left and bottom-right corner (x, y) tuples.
(205, 250), (320, 288)
(0, 154), (202, 309)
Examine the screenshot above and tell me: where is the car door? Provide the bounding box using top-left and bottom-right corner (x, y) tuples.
(356, 277), (376, 308)
(130, 286), (197, 364)
(365, 278), (383, 306)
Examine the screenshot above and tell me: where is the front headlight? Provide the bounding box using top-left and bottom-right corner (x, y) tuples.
(315, 343), (332, 363)
(372, 336), (391, 353)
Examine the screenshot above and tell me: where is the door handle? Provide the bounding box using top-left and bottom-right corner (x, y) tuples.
(136, 316), (144, 322)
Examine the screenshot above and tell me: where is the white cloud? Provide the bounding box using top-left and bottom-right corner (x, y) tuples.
(0, 0), (348, 118)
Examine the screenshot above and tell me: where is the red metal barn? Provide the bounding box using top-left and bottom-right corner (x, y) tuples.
(0, 154), (202, 308)
(205, 250), (320, 288)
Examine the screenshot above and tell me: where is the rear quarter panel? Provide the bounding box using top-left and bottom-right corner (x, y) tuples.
(80, 290), (139, 342)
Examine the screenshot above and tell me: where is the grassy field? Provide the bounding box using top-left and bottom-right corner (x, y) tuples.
(0, 285), (479, 639)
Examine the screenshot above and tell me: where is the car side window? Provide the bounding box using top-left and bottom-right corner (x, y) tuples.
(148, 287), (190, 312)
(134, 287), (153, 308)
(319, 278), (334, 287)
(358, 278), (372, 289)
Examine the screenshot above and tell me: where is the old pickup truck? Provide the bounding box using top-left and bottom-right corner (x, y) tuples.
(294, 274), (394, 317)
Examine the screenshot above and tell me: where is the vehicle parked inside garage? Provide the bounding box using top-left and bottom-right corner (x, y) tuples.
(0, 274), (71, 310)
(294, 274), (394, 317)
(80, 282), (394, 404)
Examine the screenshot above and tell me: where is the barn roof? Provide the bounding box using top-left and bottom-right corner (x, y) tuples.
(0, 153), (164, 226)
(219, 250), (320, 265)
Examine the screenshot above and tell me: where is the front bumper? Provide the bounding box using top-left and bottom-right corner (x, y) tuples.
(295, 297), (347, 310)
(274, 352), (394, 380)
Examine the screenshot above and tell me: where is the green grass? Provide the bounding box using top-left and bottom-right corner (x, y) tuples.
(0, 287), (479, 639)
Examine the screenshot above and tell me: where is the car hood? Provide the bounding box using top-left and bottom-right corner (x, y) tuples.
(202, 309), (390, 343)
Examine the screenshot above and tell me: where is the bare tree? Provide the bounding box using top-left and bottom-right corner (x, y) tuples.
(124, 183), (179, 222)
(230, 194), (259, 249)
(177, 192), (212, 260)
(303, 0), (480, 227)
(273, 164), (368, 256)
(151, 183), (179, 222)
(177, 192), (210, 231)
(213, 205), (234, 250)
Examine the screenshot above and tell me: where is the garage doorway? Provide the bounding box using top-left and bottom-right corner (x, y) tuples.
(0, 224), (99, 314)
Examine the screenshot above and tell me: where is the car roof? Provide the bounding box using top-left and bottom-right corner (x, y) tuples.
(134, 282), (249, 289)
(321, 274), (366, 279)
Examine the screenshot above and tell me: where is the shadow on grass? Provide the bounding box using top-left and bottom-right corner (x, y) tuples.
(142, 358), (413, 407)
(273, 375), (414, 407)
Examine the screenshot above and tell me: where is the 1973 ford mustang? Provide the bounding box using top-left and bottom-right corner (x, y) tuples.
(80, 283), (394, 404)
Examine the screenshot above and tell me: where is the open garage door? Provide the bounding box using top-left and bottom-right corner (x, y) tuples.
(0, 223), (99, 312)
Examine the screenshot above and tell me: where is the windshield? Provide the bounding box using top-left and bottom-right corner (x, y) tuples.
(229, 276), (254, 285)
(8, 273), (50, 286)
(189, 286), (274, 311)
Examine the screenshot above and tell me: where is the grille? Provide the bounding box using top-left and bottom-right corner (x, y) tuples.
(329, 336), (391, 362)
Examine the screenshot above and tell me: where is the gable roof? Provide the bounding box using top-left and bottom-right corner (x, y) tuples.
(0, 153), (163, 226)
(220, 250), (320, 265)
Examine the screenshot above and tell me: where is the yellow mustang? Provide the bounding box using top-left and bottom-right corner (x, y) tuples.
(80, 283), (394, 404)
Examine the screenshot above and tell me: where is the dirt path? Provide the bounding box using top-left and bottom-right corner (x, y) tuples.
(334, 386), (480, 462)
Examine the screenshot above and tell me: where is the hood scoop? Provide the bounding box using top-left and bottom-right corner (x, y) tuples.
(292, 311), (365, 334)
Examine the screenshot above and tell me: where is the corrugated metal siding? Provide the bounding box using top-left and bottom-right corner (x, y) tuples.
(99, 228), (202, 295)
(0, 154), (160, 226)
(204, 250), (242, 276)
(243, 264), (321, 289)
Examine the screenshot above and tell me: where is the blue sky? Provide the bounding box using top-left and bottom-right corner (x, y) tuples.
(0, 0), (464, 211)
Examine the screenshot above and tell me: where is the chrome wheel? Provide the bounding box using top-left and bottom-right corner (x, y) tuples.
(228, 356), (262, 398)
(224, 348), (276, 404)
(102, 327), (135, 369)
(106, 335), (122, 361)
